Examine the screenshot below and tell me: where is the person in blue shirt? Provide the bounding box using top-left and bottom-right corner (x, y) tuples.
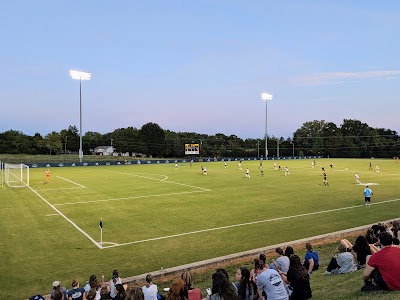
(303, 243), (319, 274)
(364, 186), (373, 207)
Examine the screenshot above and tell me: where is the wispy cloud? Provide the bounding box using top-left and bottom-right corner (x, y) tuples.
(295, 70), (400, 86)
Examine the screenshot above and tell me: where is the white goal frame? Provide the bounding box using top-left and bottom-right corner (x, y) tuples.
(4, 163), (30, 188)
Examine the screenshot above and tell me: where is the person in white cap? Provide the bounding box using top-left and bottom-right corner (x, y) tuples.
(50, 281), (67, 300)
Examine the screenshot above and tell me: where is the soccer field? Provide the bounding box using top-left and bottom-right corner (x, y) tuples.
(1, 158), (399, 299)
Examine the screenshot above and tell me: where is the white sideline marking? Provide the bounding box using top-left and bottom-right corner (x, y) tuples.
(56, 176), (86, 188)
(105, 170), (210, 191)
(27, 186), (102, 249)
(54, 190), (209, 206)
(101, 198), (400, 249)
(46, 214), (59, 217)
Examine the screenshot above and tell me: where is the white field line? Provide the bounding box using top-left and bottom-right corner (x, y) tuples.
(28, 186), (101, 249)
(35, 187), (84, 191)
(56, 176), (86, 188)
(101, 198), (400, 249)
(104, 170), (211, 191)
(46, 214), (59, 216)
(54, 190), (209, 206)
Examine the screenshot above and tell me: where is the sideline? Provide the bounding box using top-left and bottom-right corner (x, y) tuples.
(101, 198), (400, 249)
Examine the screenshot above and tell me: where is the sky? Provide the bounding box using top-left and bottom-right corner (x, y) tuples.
(1, 1), (399, 139)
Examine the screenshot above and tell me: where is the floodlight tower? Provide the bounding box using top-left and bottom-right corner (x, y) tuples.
(70, 70), (91, 163)
(261, 92), (273, 158)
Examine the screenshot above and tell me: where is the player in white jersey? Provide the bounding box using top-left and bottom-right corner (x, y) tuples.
(224, 162), (227, 168)
(239, 160), (243, 170)
(273, 162), (277, 171)
(245, 168), (250, 178)
(355, 173), (360, 184)
(376, 165), (380, 173)
(285, 166), (290, 176)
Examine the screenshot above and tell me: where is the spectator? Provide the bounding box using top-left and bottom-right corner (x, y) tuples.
(362, 231), (400, 291)
(108, 270), (122, 299)
(215, 268), (238, 293)
(250, 254), (267, 282)
(126, 286), (145, 300)
(325, 241), (357, 274)
(254, 258), (288, 300)
(142, 274), (158, 300)
(181, 271), (202, 300)
(279, 254), (312, 300)
(270, 247), (290, 273)
(365, 228), (378, 245)
(208, 272), (239, 300)
(67, 279), (86, 300)
(166, 278), (188, 300)
(346, 236), (376, 268)
(284, 246), (294, 258)
(114, 284), (126, 300)
(303, 243), (319, 274)
(84, 275), (101, 300)
(234, 267), (258, 300)
(51, 281), (67, 300)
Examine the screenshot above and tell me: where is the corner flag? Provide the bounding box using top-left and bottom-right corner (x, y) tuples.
(99, 218), (103, 229)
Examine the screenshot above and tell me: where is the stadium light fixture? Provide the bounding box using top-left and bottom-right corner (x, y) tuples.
(70, 70), (91, 163)
(261, 92), (273, 158)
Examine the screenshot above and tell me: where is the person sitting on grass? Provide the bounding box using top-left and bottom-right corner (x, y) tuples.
(108, 269), (123, 299)
(114, 283), (127, 300)
(284, 246), (294, 258)
(343, 236), (378, 268)
(51, 281), (67, 300)
(279, 254), (312, 300)
(250, 254), (267, 282)
(67, 279), (86, 300)
(303, 243), (319, 274)
(324, 241), (357, 274)
(254, 258), (288, 300)
(181, 271), (202, 300)
(142, 274), (159, 300)
(207, 271), (239, 300)
(234, 267), (258, 300)
(270, 247), (290, 273)
(362, 231), (400, 292)
(126, 286), (145, 300)
(166, 279), (188, 300)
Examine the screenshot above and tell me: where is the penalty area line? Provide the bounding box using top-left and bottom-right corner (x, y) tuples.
(28, 186), (102, 249)
(102, 198), (400, 249)
(56, 176), (85, 188)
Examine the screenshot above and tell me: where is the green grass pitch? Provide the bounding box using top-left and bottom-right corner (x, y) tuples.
(0, 158), (399, 299)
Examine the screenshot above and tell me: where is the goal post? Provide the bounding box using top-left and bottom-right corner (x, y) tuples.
(4, 163), (30, 188)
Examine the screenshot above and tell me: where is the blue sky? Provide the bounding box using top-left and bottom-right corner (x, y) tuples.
(1, 1), (399, 139)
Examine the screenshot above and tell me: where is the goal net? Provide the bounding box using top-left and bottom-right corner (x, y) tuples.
(4, 163), (30, 188)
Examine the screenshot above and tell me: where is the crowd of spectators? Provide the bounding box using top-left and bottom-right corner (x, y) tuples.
(30, 220), (400, 300)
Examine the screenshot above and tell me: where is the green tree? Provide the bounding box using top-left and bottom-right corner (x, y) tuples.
(44, 131), (62, 155)
(139, 122), (166, 157)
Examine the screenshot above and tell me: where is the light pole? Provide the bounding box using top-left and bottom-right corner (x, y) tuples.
(261, 92), (273, 158)
(70, 70), (91, 163)
(290, 140), (295, 157)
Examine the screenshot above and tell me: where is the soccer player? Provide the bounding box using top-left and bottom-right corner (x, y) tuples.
(238, 160), (243, 170)
(364, 185), (373, 207)
(323, 172), (329, 186)
(376, 165), (380, 173)
(330, 164), (333, 170)
(175, 163), (178, 170)
(245, 168), (250, 178)
(311, 161), (314, 168)
(355, 173), (361, 184)
(278, 165), (281, 171)
(45, 168), (51, 183)
(284, 166), (290, 176)
(274, 162), (277, 171)
(260, 165), (264, 176)
(202, 166), (207, 175)
(224, 162), (227, 168)
(369, 162), (373, 170)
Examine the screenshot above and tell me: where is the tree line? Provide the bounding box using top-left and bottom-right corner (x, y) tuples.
(0, 119), (399, 158)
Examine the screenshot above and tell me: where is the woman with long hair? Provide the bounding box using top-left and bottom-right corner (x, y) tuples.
(279, 255), (312, 300)
(166, 279), (188, 300)
(114, 284), (126, 300)
(234, 267), (258, 300)
(181, 271), (202, 300)
(351, 236), (377, 268)
(108, 270), (122, 299)
(126, 286), (145, 300)
(209, 272), (239, 300)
